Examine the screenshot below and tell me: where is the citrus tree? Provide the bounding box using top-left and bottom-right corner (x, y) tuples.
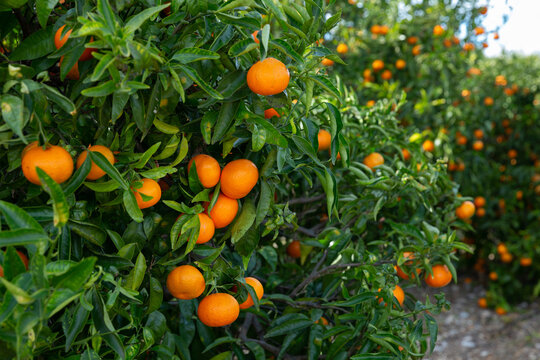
(1, 0), (468, 359)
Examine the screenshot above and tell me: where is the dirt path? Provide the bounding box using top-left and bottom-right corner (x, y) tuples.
(418, 283), (540, 360)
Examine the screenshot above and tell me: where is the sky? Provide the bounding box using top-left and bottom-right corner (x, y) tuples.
(483, 0), (540, 57)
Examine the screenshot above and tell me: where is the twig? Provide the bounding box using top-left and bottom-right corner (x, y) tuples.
(288, 194), (325, 205)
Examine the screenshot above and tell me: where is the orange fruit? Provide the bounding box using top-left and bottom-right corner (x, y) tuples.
(321, 58), (334, 66)
(412, 45), (421, 56)
(252, 30), (260, 44)
(372, 59), (384, 72)
(520, 257), (532, 267)
(457, 136), (467, 146)
(370, 25), (381, 34)
(318, 129), (331, 151)
(455, 201), (475, 219)
(59, 57), (80, 80)
(395, 252), (420, 280)
(472, 140), (484, 151)
(220, 159), (259, 199)
(474, 196), (486, 208)
(378, 285), (405, 307)
(264, 108), (280, 119)
(467, 67), (482, 76)
(76, 145), (115, 180)
(21, 141), (39, 158)
(425, 264), (452, 288)
(407, 36), (418, 45)
(0, 251), (29, 278)
(316, 317), (329, 326)
(22, 144), (73, 185)
(495, 75), (507, 86)
(433, 25), (444, 36)
(422, 140), (435, 152)
(508, 149), (517, 158)
(238, 277), (264, 309)
(516, 190), (523, 200)
(402, 148), (411, 161)
(501, 252), (513, 263)
(474, 129), (484, 139)
(366, 100), (376, 107)
(336, 43), (348, 54)
(247, 58), (289, 96)
(476, 208), (486, 217)
(395, 59), (406, 69)
(166, 265), (206, 300)
(193, 213), (215, 244)
(198, 293), (240, 327)
(54, 25), (96, 61)
(494, 33), (499, 40)
(132, 178), (162, 209)
(479, 6), (487, 14)
(496, 243), (508, 255)
(474, 27), (485, 35)
(188, 154), (221, 188)
(287, 240), (301, 258)
(463, 42), (475, 51)
(478, 297), (487, 308)
(206, 192), (238, 229)
(461, 89), (471, 98)
(379, 25), (389, 35)
(484, 97), (494, 106)
(363, 152), (384, 170)
(443, 38), (452, 48)
(381, 69), (392, 80)
(489, 271), (498, 281)
(495, 306), (507, 315)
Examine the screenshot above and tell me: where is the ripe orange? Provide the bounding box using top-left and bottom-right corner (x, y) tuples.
(378, 25), (389, 35)
(316, 317), (329, 326)
(220, 159), (259, 199)
(478, 298), (487, 308)
(370, 25), (381, 34)
(396, 252), (420, 280)
(520, 257), (532, 267)
(366, 100), (376, 107)
(412, 45), (421, 56)
(372, 59), (384, 72)
(484, 97), (494, 106)
(188, 154), (221, 188)
(473, 129), (484, 139)
(238, 277), (264, 309)
(508, 149), (517, 158)
(461, 89), (471, 98)
(474, 196), (486, 208)
(206, 192), (238, 228)
(516, 190), (523, 200)
(54, 25), (95, 61)
(252, 30), (260, 44)
(76, 145), (115, 180)
(489, 271), (498, 281)
(132, 178), (161, 209)
(381, 69), (392, 80)
(363, 152), (384, 170)
(21, 141), (39, 158)
(496, 243), (508, 255)
(494, 33), (499, 40)
(191, 213), (215, 244)
(0, 251), (28, 278)
(425, 264), (452, 288)
(395, 59), (406, 69)
(433, 25), (444, 36)
(495, 306), (506, 315)
(474, 27), (485, 35)
(22, 144), (73, 185)
(501, 252), (513, 263)
(317, 129), (331, 151)
(463, 42), (475, 51)
(443, 38), (452, 48)
(336, 43), (348, 54)
(455, 201), (475, 219)
(472, 140), (484, 151)
(402, 148), (411, 161)
(287, 240), (301, 258)
(476, 208), (486, 217)
(264, 108), (280, 119)
(467, 67), (482, 76)
(321, 58), (334, 66)
(495, 75), (507, 87)
(479, 6), (487, 14)
(167, 265), (205, 300)
(407, 36), (418, 45)
(378, 285), (405, 307)
(198, 293), (240, 327)
(247, 58), (289, 96)
(422, 140), (435, 152)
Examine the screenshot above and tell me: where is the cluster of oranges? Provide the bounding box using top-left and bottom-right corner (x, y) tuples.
(54, 25), (96, 80)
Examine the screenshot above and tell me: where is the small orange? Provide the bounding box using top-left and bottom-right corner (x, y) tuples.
(76, 145), (115, 180)
(252, 30), (260, 44)
(198, 293), (240, 327)
(495, 75), (507, 86)
(422, 140), (435, 152)
(363, 152), (384, 170)
(474, 196), (486, 208)
(478, 298), (487, 308)
(206, 192), (238, 229)
(378, 285), (405, 307)
(407, 36), (418, 45)
(461, 89), (471, 98)
(474, 129), (484, 139)
(395, 59), (406, 69)
(287, 240), (301, 258)
(472, 140), (484, 151)
(433, 25), (445, 36)
(166, 265), (206, 300)
(318, 129), (331, 151)
(484, 97), (494, 106)
(474, 27), (485, 35)
(194, 213), (215, 244)
(366, 100), (376, 107)
(370, 25), (381, 34)
(381, 70), (392, 80)
(494, 33), (499, 40)
(520, 257), (532, 267)
(316, 317), (329, 326)
(463, 42), (475, 51)
(516, 190), (523, 200)
(508, 149), (517, 158)
(489, 271), (498, 281)
(479, 6), (487, 14)
(238, 277), (264, 309)
(402, 148), (411, 161)
(476, 208), (486, 217)
(220, 159), (259, 199)
(496, 243), (508, 255)
(132, 178), (162, 209)
(379, 25), (389, 35)
(264, 108), (280, 119)
(412, 45), (421, 56)
(372, 59), (384, 72)
(455, 201), (475, 219)
(501, 252), (513, 263)
(425, 264), (452, 288)
(0, 251), (29, 278)
(188, 154), (221, 188)
(467, 67), (482, 76)
(321, 58), (334, 67)
(22, 144), (74, 185)
(396, 252), (421, 280)
(495, 306), (506, 315)
(336, 43), (348, 54)
(247, 58), (289, 96)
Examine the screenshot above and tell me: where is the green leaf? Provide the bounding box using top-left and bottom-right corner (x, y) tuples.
(123, 190), (144, 223)
(146, 277), (163, 315)
(178, 64), (223, 100)
(270, 39), (303, 64)
(0, 95), (26, 141)
(308, 75), (342, 103)
(52, 257), (96, 291)
(91, 53), (116, 81)
(211, 101), (239, 144)
(217, 0), (255, 12)
(201, 111), (218, 144)
(67, 220), (107, 246)
(125, 252), (147, 291)
(0, 277), (34, 305)
(41, 84), (77, 115)
(9, 26), (55, 61)
(88, 151), (129, 189)
(83, 179), (120, 192)
(81, 80), (117, 97)
(65, 302), (90, 351)
(231, 199), (256, 243)
(36, 168), (69, 227)
(0, 229), (48, 247)
(265, 314), (313, 338)
(91, 288), (125, 359)
(255, 180), (272, 225)
(0, 201), (44, 232)
(3, 247), (27, 281)
(134, 142), (161, 169)
(45, 288), (80, 317)
(228, 39), (259, 57)
(171, 48), (220, 64)
(154, 118), (180, 134)
(124, 4), (169, 34)
(63, 154), (92, 195)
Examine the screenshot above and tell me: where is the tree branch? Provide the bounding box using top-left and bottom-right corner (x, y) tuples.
(288, 194), (325, 205)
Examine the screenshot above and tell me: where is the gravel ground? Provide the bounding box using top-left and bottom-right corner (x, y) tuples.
(416, 283), (540, 360)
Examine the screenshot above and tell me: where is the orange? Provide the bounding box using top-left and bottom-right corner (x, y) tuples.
(188, 154), (221, 188)
(494, 33), (499, 40)
(443, 39), (452, 48)
(402, 148), (411, 161)
(316, 317), (329, 326)
(472, 140), (484, 151)
(378, 285), (405, 307)
(407, 36), (418, 45)
(516, 190), (523, 200)
(59, 57), (80, 80)
(463, 42), (475, 51)
(366, 100), (376, 107)
(496, 243), (508, 255)
(457, 135), (467, 145)
(381, 70), (392, 80)
(395, 59), (406, 69)
(166, 265), (206, 300)
(193, 213), (215, 244)
(321, 58), (334, 67)
(318, 129), (331, 151)
(220, 159), (259, 199)
(372, 59), (384, 72)
(501, 252), (513, 263)
(495, 75), (507, 86)
(412, 45), (421, 56)
(21, 141), (39, 158)
(198, 293), (240, 327)
(452, 36), (460, 44)
(467, 67), (482, 76)
(238, 277), (264, 309)
(476, 208), (486, 217)
(461, 89), (471, 98)
(477, 298), (487, 308)
(474, 129), (484, 139)
(455, 201), (475, 219)
(363, 152), (384, 170)
(433, 25), (444, 36)
(520, 257), (532, 267)
(370, 25), (381, 34)
(425, 264), (452, 288)
(247, 58), (289, 96)
(22, 144), (73, 185)
(54, 25), (96, 61)
(422, 140), (435, 152)
(206, 192), (238, 228)
(474, 196), (486, 208)
(0, 251), (28, 278)
(378, 25), (389, 35)
(508, 149), (517, 158)
(336, 43), (348, 54)
(474, 27), (485, 35)
(396, 252), (420, 280)
(76, 145), (115, 180)
(484, 97), (494, 106)
(264, 108), (280, 119)
(489, 271), (498, 281)
(495, 306), (506, 315)
(287, 240), (301, 258)
(132, 178), (161, 209)
(479, 6), (487, 14)
(252, 30), (260, 44)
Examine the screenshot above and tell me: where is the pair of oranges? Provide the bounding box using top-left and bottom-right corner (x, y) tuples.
(166, 265), (264, 327)
(54, 25), (96, 80)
